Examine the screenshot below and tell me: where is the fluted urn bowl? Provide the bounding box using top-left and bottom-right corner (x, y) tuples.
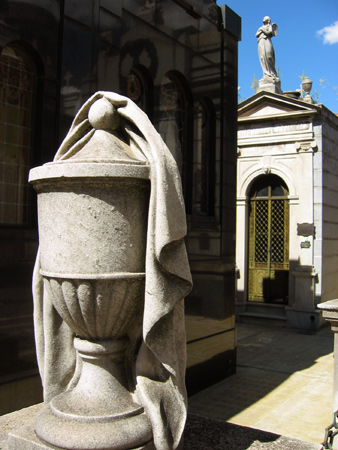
(36, 171), (150, 338)
(44, 275), (145, 339)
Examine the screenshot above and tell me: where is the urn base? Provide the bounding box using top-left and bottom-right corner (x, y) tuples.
(34, 337), (153, 450)
(35, 404), (153, 450)
(9, 423), (155, 450)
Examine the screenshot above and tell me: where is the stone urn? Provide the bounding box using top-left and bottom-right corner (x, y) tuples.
(301, 77), (314, 103)
(29, 99), (154, 450)
(302, 77), (313, 95)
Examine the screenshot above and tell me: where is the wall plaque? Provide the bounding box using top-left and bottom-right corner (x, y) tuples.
(297, 223), (315, 237)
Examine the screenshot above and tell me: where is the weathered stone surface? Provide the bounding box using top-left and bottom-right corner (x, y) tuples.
(256, 16), (282, 94)
(8, 425), (155, 450)
(184, 414), (322, 450)
(257, 76), (282, 94)
(9, 93), (192, 450)
(2, 407), (321, 450)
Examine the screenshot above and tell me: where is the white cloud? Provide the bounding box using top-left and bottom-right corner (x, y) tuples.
(317, 21), (338, 44)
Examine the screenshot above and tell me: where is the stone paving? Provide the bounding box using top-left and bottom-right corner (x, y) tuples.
(188, 322), (334, 447)
(0, 322), (334, 449)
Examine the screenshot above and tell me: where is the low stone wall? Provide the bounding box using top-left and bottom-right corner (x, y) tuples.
(0, 406), (322, 450)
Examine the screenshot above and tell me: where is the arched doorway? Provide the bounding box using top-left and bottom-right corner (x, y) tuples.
(248, 175), (289, 304)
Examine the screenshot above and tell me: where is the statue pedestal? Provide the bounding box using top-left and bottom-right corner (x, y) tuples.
(285, 265), (324, 331)
(257, 76), (282, 94)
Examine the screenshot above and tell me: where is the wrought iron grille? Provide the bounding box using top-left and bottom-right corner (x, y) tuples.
(254, 200), (269, 264)
(271, 199), (285, 264)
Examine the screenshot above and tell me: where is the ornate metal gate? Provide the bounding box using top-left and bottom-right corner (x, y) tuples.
(248, 176), (289, 303)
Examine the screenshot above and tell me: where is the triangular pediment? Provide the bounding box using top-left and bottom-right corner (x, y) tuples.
(238, 91), (320, 121)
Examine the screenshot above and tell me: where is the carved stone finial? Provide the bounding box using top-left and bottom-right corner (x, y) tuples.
(88, 97), (121, 130)
(301, 77), (314, 104)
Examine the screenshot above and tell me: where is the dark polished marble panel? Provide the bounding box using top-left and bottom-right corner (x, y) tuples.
(97, 42), (121, 92)
(123, 0), (156, 25)
(100, 0), (122, 16)
(0, 0), (240, 401)
(99, 8), (122, 46)
(65, 0), (94, 27)
(186, 329), (236, 395)
(59, 18), (93, 140)
(158, 0), (199, 43)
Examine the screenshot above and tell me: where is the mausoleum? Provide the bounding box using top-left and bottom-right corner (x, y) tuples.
(0, 0), (241, 414)
(236, 90), (338, 330)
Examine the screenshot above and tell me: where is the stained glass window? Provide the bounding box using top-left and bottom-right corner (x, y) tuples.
(0, 46), (35, 225)
(126, 66), (153, 121)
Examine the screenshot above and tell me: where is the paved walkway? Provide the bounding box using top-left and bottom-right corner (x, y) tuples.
(188, 322), (334, 447)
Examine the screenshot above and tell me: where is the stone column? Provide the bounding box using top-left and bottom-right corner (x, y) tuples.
(318, 300), (338, 450)
(285, 142), (322, 330)
(318, 300), (338, 412)
(235, 197), (248, 306)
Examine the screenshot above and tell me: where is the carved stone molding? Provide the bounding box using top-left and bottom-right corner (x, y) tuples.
(295, 140), (317, 153)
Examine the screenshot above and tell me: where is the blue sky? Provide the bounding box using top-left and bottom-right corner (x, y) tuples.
(217, 0), (338, 113)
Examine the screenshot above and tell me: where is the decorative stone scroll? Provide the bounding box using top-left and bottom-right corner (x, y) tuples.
(20, 92), (193, 450)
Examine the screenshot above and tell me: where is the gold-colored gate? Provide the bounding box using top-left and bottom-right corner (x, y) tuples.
(248, 176), (289, 304)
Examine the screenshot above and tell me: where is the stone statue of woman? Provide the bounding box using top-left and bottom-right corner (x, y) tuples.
(256, 16), (278, 80)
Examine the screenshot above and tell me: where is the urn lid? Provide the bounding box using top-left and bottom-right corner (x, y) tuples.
(29, 98), (150, 183)
(65, 97), (147, 164)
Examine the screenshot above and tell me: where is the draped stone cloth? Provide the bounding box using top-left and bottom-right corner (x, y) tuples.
(33, 92), (192, 450)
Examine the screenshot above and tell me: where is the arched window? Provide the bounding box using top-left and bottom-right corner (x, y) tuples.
(126, 65), (153, 121)
(193, 98), (216, 216)
(159, 72), (193, 212)
(0, 45), (37, 225)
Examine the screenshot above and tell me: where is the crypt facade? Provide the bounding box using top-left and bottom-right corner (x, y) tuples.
(236, 91), (338, 331)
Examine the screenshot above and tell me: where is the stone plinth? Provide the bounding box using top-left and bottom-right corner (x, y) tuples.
(2, 406), (322, 450)
(286, 265), (324, 331)
(256, 76), (282, 94)
(318, 299), (338, 450)
(318, 300), (338, 411)
(8, 425), (155, 450)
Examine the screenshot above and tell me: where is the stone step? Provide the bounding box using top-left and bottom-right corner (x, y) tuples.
(244, 302), (286, 316)
(238, 312), (287, 327)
